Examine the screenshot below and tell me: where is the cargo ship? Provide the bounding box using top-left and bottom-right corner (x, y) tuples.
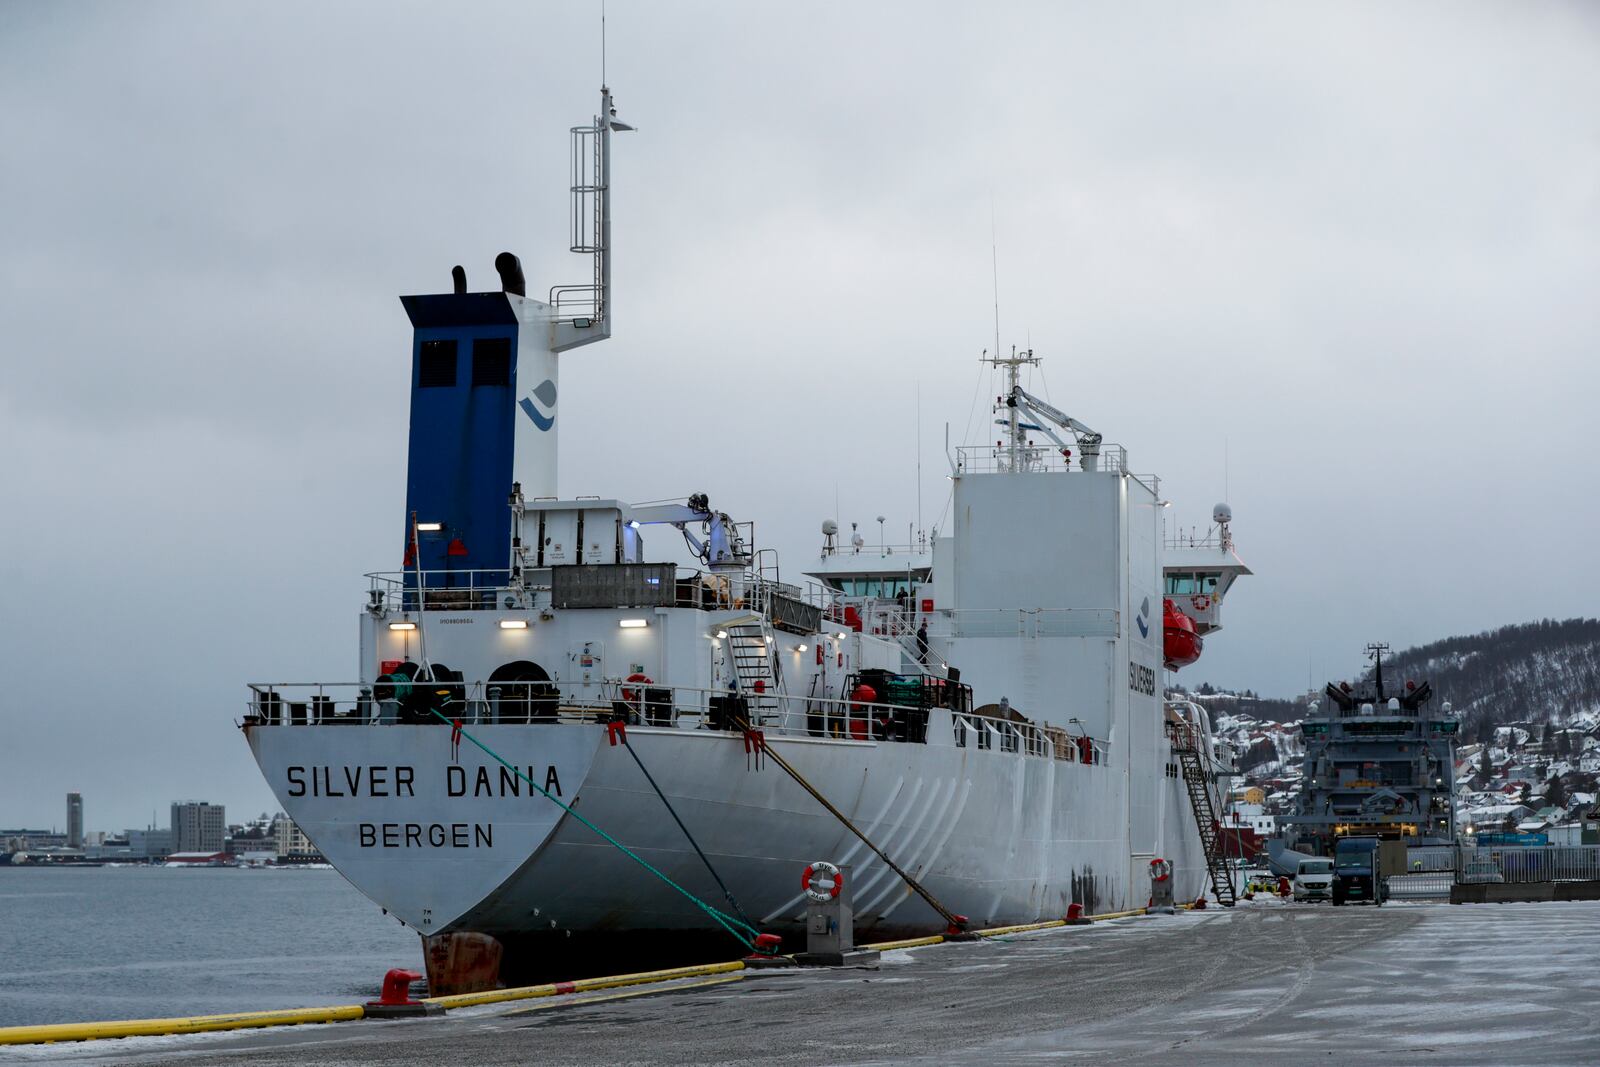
(240, 86), (1250, 992)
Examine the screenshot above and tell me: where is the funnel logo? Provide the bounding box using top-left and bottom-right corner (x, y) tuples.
(518, 379), (557, 432)
(1135, 596), (1151, 639)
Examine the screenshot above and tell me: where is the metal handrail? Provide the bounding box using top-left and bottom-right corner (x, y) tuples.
(243, 679), (1109, 763)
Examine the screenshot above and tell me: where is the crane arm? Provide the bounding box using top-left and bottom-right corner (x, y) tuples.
(1008, 386), (1102, 449)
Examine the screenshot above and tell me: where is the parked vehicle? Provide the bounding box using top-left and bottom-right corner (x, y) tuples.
(1332, 837), (1387, 905)
(1459, 858), (1505, 884)
(1293, 857), (1334, 901)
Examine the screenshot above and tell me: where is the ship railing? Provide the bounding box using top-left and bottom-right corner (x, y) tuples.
(240, 681), (1108, 761)
(241, 680), (927, 741)
(817, 542), (933, 560)
(953, 712), (1104, 764)
(953, 443), (1131, 475)
(362, 566), (844, 619)
(365, 569), (525, 612)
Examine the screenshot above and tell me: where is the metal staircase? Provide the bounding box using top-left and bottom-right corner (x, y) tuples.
(1169, 726), (1237, 906)
(724, 620), (780, 725)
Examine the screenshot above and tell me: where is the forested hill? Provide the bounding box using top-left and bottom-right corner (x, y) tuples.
(1362, 619), (1600, 743)
(1183, 618), (1600, 743)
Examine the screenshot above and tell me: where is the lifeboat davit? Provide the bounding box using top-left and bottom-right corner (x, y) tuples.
(1163, 598), (1203, 670)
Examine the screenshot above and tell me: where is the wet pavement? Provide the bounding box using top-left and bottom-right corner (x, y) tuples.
(21, 900), (1600, 1066)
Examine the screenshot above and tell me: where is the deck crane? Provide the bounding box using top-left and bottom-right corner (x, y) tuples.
(630, 494), (747, 566)
(1005, 386), (1104, 471)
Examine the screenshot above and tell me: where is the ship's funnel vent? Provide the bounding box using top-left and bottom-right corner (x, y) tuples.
(451, 265), (467, 295)
(494, 252), (525, 297)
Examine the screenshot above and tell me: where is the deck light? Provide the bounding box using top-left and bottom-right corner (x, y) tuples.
(388, 622), (417, 631)
(499, 620), (529, 630)
(764, 635), (774, 644)
(619, 618), (649, 629)
(797, 644), (807, 653)
(715, 630), (728, 639)
(836, 632), (847, 640)
(415, 522), (443, 532)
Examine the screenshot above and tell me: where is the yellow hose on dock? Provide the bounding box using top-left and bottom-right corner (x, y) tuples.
(0, 1005), (366, 1046)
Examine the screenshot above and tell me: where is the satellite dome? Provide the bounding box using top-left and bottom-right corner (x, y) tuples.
(851, 532), (865, 548)
(821, 519), (838, 536)
(1213, 503), (1232, 525)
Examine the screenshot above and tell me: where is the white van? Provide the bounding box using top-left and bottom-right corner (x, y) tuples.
(1293, 857), (1334, 901)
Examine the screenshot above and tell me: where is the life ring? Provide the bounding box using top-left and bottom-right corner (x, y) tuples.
(802, 860), (843, 902)
(1190, 595), (1211, 612)
(1150, 857), (1172, 883)
(622, 673), (653, 704)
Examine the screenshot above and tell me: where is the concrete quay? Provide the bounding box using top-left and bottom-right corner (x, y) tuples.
(28, 901), (1600, 1066)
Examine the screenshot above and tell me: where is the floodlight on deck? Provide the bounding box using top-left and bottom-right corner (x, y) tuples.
(619, 618), (649, 629)
(415, 522), (443, 532)
(388, 622), (417, 631)
(499, 620), (529, 630)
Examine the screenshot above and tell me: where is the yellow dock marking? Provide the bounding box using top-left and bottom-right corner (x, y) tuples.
(503, 973), (746, 1016)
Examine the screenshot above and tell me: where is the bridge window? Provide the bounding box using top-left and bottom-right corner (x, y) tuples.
(1164, 572), (1220, 596)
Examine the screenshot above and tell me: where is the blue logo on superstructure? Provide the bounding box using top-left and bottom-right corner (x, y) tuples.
(1135, 596), (1151, 639)
(519, 379), (557, 431)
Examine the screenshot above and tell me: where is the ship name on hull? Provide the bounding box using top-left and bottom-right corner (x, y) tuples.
(283, 763), (566, 852)
(284, 763), (562, 799)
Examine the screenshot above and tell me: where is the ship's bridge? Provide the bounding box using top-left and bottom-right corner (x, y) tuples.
(806, 538), (932, 597)
(1163, 528), (1251, 637)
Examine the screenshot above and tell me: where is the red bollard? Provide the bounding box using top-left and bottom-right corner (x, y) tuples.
(1193, 896), (1207, 910)
(1065, 902), (1090, 925)
(1277, 876), (1292, 897)
(365, 968), (441, 1018)
(375, 968), (423, 1005)
(744, 932), (798, 969)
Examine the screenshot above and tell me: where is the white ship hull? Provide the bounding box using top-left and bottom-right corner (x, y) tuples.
(248, 714), (1210, 952)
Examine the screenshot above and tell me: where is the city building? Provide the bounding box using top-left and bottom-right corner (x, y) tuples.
(66, 792), (83, 849)
(127, 828), (174, 860)
(171, 801), (226, 854)
(2, 829), (66, 853)
(272, 813), (322, 861)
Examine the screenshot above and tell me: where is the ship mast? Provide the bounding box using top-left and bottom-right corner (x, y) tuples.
(982, 346), (1039, 471)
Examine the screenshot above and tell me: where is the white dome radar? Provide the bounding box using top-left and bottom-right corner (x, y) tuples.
(821, 519), (838, 536)
(1213, 503), (1233, 525)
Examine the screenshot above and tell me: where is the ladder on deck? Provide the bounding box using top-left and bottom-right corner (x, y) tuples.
(1171, 732), (1237, 906)
(725, 620), (780, 725)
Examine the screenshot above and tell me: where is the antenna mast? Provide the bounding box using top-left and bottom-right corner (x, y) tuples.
(1366, 642), (1390, 700)
(981, 346), (1040, 471)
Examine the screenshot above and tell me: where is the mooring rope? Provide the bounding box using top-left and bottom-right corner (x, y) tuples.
(736, 713), (969, 933)
(612, 724), (758, 934)
(426, 709), (761, 951)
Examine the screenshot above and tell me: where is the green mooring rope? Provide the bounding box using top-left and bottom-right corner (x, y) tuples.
(427, 709), (762, 951)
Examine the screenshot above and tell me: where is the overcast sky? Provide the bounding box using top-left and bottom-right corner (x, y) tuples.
(2, 2), (1596, 832)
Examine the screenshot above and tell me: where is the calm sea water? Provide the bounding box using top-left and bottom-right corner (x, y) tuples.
(0, 866), (423, 1028)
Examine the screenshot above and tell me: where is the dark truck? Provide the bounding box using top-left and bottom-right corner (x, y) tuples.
(1332, 837), (1405, 905)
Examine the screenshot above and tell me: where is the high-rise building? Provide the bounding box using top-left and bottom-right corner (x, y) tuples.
(170, 801), (226, 854)
(66, 792), (83, 849)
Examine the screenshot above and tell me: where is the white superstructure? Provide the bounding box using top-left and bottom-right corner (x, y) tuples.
(239, 87), (1247, 993)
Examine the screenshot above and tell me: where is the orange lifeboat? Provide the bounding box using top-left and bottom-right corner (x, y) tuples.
(1163, 598), (1203, 670)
